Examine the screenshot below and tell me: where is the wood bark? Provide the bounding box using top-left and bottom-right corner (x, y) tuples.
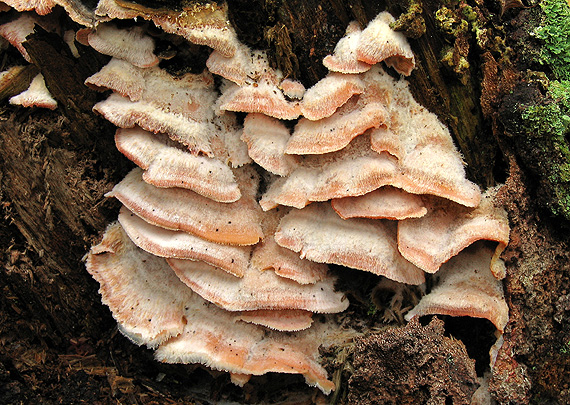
(0, 1), (568, 403)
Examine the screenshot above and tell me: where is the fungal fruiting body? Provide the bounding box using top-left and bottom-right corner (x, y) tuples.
(8, 73), (57, 109)
(1, 1), (510, 395)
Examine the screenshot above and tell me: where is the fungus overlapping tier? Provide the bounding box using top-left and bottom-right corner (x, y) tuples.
(0, 0), (510, 394)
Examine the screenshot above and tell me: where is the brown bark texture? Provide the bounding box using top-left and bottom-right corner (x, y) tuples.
(1, 0), (569, 404)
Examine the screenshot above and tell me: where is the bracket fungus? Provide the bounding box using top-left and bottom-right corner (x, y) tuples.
(8, 72), (57, 109)
(405, 242), (509, 332)
(241, 113), (300, 176)
(356, 12), (416, 76)
(0, 12), (58, 62)
(298, 73), (365, 121)
(87, 223), (339, 393)
(331, 186), (428, 220)
(1, 1), (511, 396)
(85, 22), (159, 68)
(108, 167), (262, 245)
(322, 21), (373, 74)
(92, 66), (221, 155)
(167, 256), (348, 313)
(118, 205), (253, 277)
(113, 127), (243, 202)
(397, 186), (510, 277)
(2, 0), (55, 15)
(235, 309), (315, 332)
(274, 202), (426, 285)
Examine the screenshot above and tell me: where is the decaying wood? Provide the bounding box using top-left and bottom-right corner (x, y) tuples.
(1, 1), (569, 403)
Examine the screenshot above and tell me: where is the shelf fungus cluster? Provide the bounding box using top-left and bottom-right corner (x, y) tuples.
(1, 0), (510, 394)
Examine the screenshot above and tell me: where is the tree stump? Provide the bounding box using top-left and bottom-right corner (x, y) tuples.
(1, 1), (569, 403)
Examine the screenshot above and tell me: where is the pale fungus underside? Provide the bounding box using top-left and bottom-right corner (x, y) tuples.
(0, 0), (510, 395)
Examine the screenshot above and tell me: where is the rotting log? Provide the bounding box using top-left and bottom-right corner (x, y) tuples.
(0, 1), (569, 403)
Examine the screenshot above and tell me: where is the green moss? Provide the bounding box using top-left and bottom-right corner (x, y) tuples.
(522, 80), (570, 219)
(390, 0), (425, 39)
(461, 5), (477, 22)
(440, 46), (470, 82)
(435, 6), (468, 36)
(537, 0), (570, 81)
